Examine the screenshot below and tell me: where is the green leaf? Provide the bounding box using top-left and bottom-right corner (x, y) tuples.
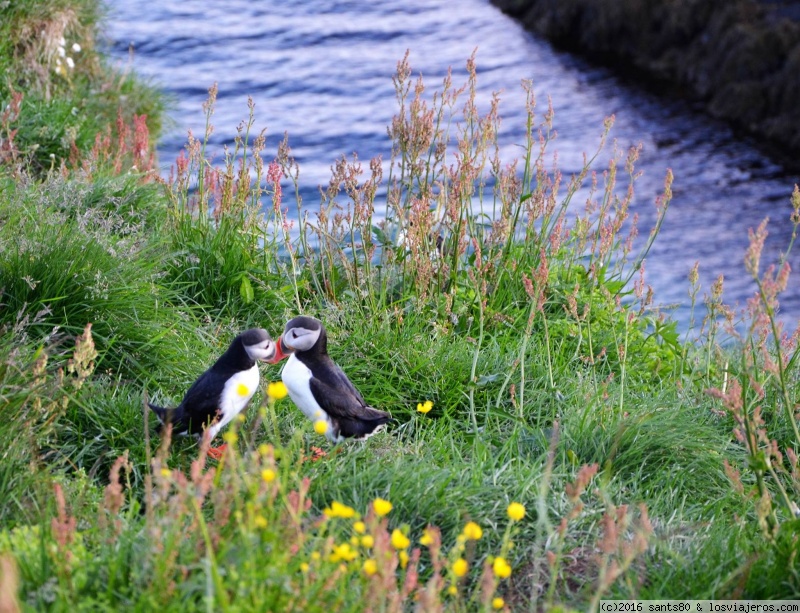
(476, 373), (500, 387)
(239, 275), (254, 304)
(372, 224), (388, 245)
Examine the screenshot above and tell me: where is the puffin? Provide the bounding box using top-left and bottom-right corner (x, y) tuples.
(268, 316), (391, 443)
(149, 328), (278, 458)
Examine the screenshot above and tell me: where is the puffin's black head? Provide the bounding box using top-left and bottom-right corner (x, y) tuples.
(237, 328), (278, 362)
(266, 316), (326, 363)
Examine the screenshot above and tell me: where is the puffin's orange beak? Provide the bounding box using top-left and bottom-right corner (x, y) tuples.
(265, 336), (289, 364)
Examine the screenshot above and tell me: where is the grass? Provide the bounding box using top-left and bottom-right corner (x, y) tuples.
(2, 6), (800, 611)
(0, 0), (165, 176)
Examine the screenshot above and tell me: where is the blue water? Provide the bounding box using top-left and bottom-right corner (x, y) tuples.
(105, 0), (800, 330)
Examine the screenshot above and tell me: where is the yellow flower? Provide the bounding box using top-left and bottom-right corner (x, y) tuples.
(419, 529), (434, 546)
(300, 562), (310, 573)
(507, 502), (526, 521)
(391, 529), (410, 550)
(329, 542), (357, 562)
(492, 597), (505, 610)
(324, 501), (356, 519)
(447, 585), (458, 596)
(399, 550), (409, 569)
(493, 556), (512, 579)
(267, 381), (288, 400)
(254, 515), (267, 529)
(361, 535), (374, 548)
(311, 551), (321, 561)
(236, 383), (250, 397)
(462, 521), (483, 541)
(363, 559), (378, 576)
(222, 431), (238, 444)
(416, 400), (433, 414)
(350, 535), (360, 546)
(258, 443), (270, 456)
(353, 521), (366, 534)
(261, 468), (276, 483)
(452, 558), (468, 578)
(314, 420), (329, 435)
(236, 413), (246, 422)
(160, 468), (171, 478)
(373, 498), (393, 517)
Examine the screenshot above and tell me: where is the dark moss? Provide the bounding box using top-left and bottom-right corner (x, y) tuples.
(491, 0), (800, 157)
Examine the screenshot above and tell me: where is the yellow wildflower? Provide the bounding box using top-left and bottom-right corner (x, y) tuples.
(373, 498), (393, 517)
(353, 521), (366, 534)
(507, 502), (526, 521)
(222, 431), (238, 444)
(416, 400), (433, 414)
(261, 468), (276, 483)
(391, 529), (410, 550)
(350, 536), (360, 546)
(493, 556), (512, 579)
(363, 559), (378, 576)
(236, 413), (246, 422)
(267, 381), (288, 400)
(300, 562), (310, 573)
(420, 529), (434, 547)
(462, 521), (483, 540)
(399, 549), (409, 569)
(447, 585), (458, 596)
(361, 535), (374, 548)
(254, 515), (267, 529)
(311, 552), (321, 561)
(258, 443), (270, 456)
(314, 420), (329, 435)
(329, 542), (357, 562)
(324, 501), (356, 519)
(160, 468), (171, 478)
(452, 558), (468, 578)
(493, 597), (505, 609)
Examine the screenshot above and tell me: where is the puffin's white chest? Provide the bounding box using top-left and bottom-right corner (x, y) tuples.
(282, 354), (328, 423)
(209, 364), (259, 439)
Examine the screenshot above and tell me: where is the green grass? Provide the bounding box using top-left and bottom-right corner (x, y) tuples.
(1, 17), (800, 612)
(0, 0), (166, 175)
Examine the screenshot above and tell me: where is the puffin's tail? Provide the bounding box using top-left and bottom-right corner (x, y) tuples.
(367, 408), (392, 426)
(341, 407), (392, 440)
(148, 403), (187, 432)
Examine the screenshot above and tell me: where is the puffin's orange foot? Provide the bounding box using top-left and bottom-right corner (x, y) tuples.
(207, 444), (227, 460)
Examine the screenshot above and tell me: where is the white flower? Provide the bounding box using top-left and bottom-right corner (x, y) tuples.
(72, 43), (81, 52)
(58, 46), (66, 57)
(66, 57), (75, 69)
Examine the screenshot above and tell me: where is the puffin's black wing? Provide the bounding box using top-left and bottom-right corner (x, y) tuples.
(177, 369), (227, 434)
(308, 362), (388, 422)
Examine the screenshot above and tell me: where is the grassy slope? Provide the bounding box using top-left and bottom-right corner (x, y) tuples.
(1, 5), (800, 612)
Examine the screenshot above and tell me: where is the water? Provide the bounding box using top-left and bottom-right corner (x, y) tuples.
(105, 0), (800, 330)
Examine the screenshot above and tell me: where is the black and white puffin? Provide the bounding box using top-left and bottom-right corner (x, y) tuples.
(268, 316), (391, 443)
(149, 328), (277, 457)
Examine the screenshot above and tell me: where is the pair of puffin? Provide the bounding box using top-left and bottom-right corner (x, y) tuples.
(149, 316), (390, 455)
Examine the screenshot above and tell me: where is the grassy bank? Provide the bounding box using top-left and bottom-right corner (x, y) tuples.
(0, 0), (164, 176)
(2, 5), (800, 611)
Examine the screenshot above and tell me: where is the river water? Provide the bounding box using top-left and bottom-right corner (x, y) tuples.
(105, 0), (800, 331)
